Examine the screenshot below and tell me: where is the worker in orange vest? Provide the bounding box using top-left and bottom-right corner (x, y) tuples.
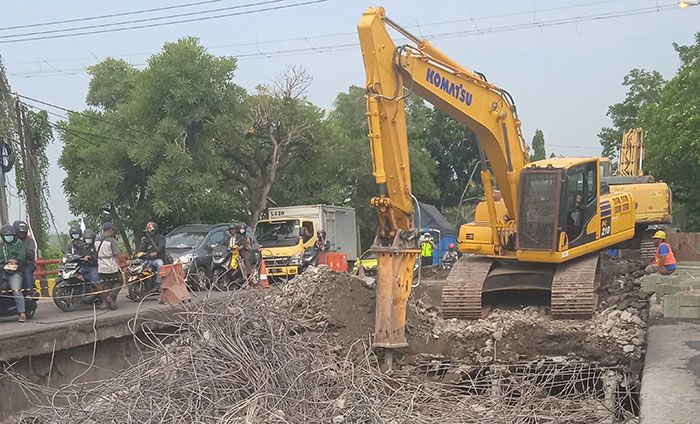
(645, 231), (677, 275)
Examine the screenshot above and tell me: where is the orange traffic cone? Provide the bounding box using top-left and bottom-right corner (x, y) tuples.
(258, 260), (270, 288)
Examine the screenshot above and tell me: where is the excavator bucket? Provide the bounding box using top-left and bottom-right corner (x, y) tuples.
(373, 242), (419, 348)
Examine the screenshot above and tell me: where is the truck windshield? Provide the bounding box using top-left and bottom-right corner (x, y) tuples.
(255, 220), (300, 248)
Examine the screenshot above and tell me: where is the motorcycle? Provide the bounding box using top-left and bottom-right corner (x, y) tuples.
(211, 244), (244, 290)
(52, 254), (99, 312)
(0, 262), (38, 319)
(126, 253), (159, 301)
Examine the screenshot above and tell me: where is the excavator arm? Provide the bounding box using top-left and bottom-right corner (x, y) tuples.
(358, 7), (529, 349)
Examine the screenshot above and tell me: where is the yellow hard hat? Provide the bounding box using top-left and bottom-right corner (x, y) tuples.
(652, 230), (667, 240)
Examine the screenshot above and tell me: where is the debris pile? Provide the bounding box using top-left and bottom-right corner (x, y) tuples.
(9, 287), (637, 423)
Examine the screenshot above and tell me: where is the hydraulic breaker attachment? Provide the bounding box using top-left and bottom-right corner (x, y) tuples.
(372, 229), (420, 348)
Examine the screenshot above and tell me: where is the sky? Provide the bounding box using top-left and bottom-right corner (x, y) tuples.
(0, 0), (698, 232)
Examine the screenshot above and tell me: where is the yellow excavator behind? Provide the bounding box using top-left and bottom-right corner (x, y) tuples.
(358, 7), (636, 349)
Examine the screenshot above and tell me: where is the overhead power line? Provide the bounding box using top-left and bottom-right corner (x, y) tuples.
(5, 0), (632, 65)
(0, 0), (228, 32)
(0, 0), (329, 44)
(7, 3), (681, 78)
(0, 0), (288, 40)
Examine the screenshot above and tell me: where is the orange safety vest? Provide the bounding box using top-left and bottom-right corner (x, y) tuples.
(654, 242), (676, 267)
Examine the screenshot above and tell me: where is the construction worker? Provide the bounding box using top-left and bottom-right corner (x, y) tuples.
(645, 230), (677, 275)
(0, 225), (27, 322)
(442, 243), (459, 268)
(420, 232), (436, 268)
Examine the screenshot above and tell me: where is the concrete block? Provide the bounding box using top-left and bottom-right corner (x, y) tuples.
(679, 280), (700, 292)
(678, 306), (700, 319)
(678, 291), (700, 307)
(663, 295), (680, 317)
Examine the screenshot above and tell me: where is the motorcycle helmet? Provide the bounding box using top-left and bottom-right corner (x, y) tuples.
(448, 243), (455, 250)
(1, 224), (16, 244)
(83, 229), (96, 244)
(12, 220), (29, 238)
(69, 225), (82, 240)
(238, 225), (246, 234)
(228, 224), (237, 234)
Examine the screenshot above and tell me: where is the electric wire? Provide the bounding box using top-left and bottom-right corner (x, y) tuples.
(0, 0), (288, 40)
(5, 0), (630, 66)
(0, 0), (229, 31)
(0, 0), (329, 44)
(5, 3), (681, 78)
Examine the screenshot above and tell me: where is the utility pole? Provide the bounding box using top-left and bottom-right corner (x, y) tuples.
(15, 99), (44, 251)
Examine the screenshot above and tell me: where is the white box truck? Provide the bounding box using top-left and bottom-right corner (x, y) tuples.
(255, 205), (358, 278)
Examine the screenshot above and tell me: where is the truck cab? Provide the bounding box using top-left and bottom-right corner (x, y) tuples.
(255, 205), (358, 279)
(255, 218), (317, 278)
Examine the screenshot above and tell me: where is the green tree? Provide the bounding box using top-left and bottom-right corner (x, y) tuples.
(530, 129), (546, 161)
(598, 69), (665, 161)
(640, 33), (700, 231)
(59, 38), (244, 247)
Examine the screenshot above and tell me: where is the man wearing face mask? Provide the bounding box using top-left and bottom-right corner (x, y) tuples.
(69, 225), (84, 255)
(138, 221), (166, 287)
(0, 225), (28, 322)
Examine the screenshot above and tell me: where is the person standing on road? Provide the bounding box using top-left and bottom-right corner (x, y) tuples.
(420, 232), (436, 268)
(138, 221), (166, 287)
(96, 222), (126, 310)
(645, 231), (677, 275)
(13, 221), (36, 296)
(0, 225), (27, 322)
(235, 225), (255, 279)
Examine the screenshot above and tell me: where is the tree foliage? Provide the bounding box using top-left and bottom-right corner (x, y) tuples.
(640, 33), (700, 231)
(530, 129), (546, 161)
(598, 69), (665, 161)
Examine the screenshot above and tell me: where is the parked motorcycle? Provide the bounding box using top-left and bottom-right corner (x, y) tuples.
(126, 252), (159, 301)
(211, 245), (244, 290)
(0, 262), (38, 319)
(52, 254), (99, 312)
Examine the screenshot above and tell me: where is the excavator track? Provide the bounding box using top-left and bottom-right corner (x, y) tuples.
(640, 231), (656, 262)
(441, 256), (494, 319)
(550, 254), (600, 319)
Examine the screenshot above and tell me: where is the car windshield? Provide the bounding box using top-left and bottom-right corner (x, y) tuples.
(361, 250), (376, 260)
(255, 220), (300, 248)
(166, 230), (208, 249)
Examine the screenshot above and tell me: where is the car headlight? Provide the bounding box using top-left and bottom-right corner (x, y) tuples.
(176, 253), (197, 265)
(289, 253), (303, 265)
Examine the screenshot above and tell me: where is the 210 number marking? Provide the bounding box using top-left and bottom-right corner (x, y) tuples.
(600, 217), (612, 237)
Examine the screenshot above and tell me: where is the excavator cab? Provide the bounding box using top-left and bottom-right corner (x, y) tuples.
(518, 160), (600, 252)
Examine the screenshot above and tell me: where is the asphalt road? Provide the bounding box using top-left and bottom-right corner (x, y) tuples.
(0, 290), (230, 342)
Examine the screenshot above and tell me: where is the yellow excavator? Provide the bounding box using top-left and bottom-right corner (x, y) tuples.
(602, 128), (672, 260)
(358, 7), (636, 349)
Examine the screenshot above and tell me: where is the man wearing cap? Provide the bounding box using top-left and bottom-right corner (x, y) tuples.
(645, 230), (677, 275)
(96, 223), (127, 310)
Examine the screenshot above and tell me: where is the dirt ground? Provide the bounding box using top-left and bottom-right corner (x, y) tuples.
(272, 255), (649, 377)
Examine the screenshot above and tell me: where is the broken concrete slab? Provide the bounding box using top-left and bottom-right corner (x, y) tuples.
(662, 290), (700, 319)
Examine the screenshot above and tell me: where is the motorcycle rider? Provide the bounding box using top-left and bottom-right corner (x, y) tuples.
(442, 243), (459, 268)
(79, 229), (100, 286)
(137, 221), (166, 288)
(0, 225), (27, 322)
(13, 221), (36, 295)
(69, 225), (84, 255)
